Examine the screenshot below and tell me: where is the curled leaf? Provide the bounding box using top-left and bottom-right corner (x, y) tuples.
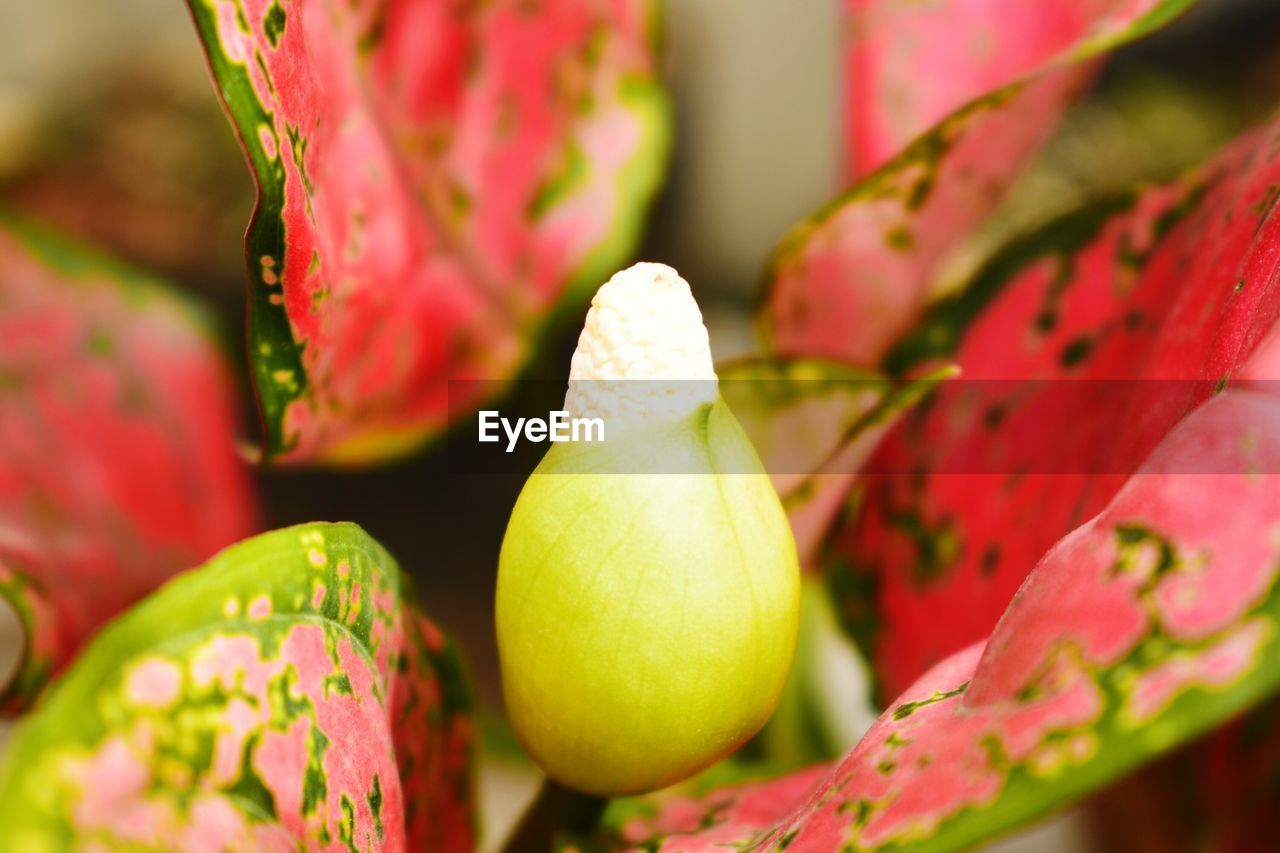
(843, 0), (1192, 176)
(766, 0), (1195, 367)
(830, 111), (1280, 700)
(0, 522), (475, 850)
(624, 391), (1280, 851)
(187, 0), (671, 464)
(719, 359), (955, 565)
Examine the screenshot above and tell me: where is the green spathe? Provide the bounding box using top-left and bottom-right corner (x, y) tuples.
(497, 396), (800, 796)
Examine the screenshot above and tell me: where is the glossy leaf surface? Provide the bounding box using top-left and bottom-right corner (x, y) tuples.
(766, 0), (1194, 367)
(717, 360), (956, 567)
(624, 391), (1280, 850)
(187, 0), (671, 464)
(843, 0), (1190, 175)
(829, 113), (1280, 700)
(0, 523), (475, 850)
(0, 211), (256, 711)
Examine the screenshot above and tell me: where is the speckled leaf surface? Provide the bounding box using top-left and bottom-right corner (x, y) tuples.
(719, 360), (955, 566)
(0, 523), (475, 850)
(765, 0), (1193, 367)
(622, 391), (1280, 851)
(186, 0), (671, 464)
(827, 113), (1280, 701)
(843, 0), (1190, 176)
(0, 210), (256, 712)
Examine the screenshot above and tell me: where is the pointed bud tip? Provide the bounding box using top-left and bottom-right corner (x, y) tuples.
(566, 263), (718, 422)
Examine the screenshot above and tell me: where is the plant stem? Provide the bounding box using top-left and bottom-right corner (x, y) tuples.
(502, 777), (609, 853)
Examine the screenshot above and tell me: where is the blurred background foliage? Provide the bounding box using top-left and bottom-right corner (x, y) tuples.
(4, 0), (1280, 846)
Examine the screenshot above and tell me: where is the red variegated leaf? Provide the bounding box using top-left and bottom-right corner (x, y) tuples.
(623, 391), (1280, 851)
(0, 523), (475, 850)
(0, 210), (256, 712)
(186, 0), (671, 464)
(830, 110), (1280, 701)
(844, 0), (1190, 176)
(718, 359), (954, 566)
(765, 0), (1193, 368)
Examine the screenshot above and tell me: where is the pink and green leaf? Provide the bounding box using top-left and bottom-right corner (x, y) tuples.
(843, 0), (1193, 176)
(827, 110), (1280, 700)
(186, 0), (671, 464)
(718, 359), (956, 567)
(765, 0), (1194, 368)
(623, 391), (1280, 850)
(0, 522), (475, 850)
(0, 210), (256, 711)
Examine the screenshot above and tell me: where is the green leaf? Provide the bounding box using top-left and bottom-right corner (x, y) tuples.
(0, 522), (475, 849)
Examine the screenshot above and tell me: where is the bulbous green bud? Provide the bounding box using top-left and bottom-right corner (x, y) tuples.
(496, 263), (800, 797)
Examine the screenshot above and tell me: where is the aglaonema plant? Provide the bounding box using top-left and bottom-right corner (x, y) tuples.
(621, 389), (1280, 849)
(607, 0), (1280, 848)
(12, 0), (1280, 849)
(0, 215), (478, 848)
(826, 126), (1280, 701)
(185, 0), (671, 465)
(767, 0), (1194, 367)
(751, 0), (1201, 560)
(0, 209), (256, 712)
(807, 105), (1280, 853)
(0, 523), (475, 850)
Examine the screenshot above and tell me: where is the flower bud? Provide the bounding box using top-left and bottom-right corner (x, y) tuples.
(496, 263), (800, 796)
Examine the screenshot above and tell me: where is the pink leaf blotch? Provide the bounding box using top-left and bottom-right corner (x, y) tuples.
(627, 392), (1280, 851)
(186, 0), (671, 463)
(0, 210), (256, 712)
(0, 523), (475, 851)
(765, 0), (1194, 368)
(832, 109), (1280, 700)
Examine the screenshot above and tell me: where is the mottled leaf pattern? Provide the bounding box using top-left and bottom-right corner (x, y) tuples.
(843, 0), (1191, 176)
(0, 523), (475, 850)
(719, 360), (955, 566)
(765, 0), (1194, 367)
(829, 113), (1280, 700)
(186, 0), (671, 464)
(624, 391), (1280, 851)
(720, 360), (884, 568)
(0, 210), (256, 711)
